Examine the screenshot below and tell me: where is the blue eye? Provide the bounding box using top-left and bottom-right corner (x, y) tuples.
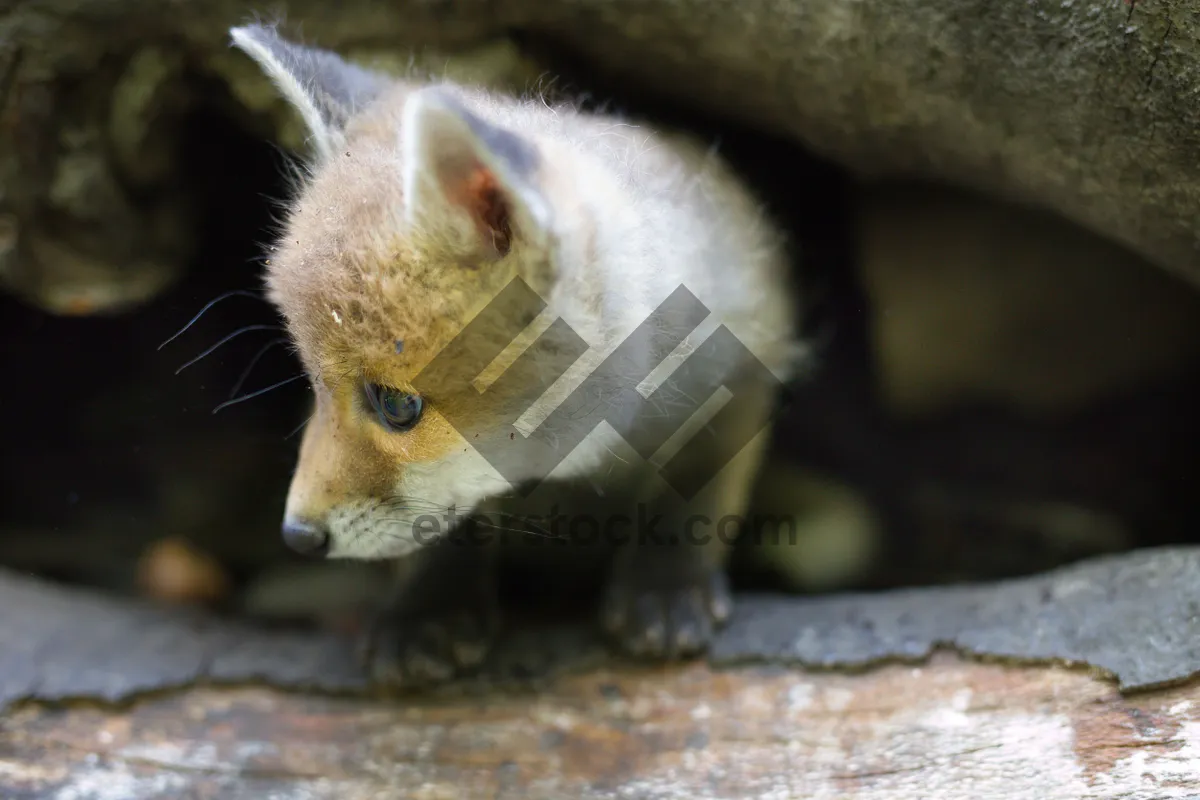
(366, 383), (424, 432)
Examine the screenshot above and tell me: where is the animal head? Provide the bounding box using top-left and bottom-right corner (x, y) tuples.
(230, 24), (582, 559)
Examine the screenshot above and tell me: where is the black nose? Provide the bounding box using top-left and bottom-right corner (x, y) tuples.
(281, 518), (330, 557)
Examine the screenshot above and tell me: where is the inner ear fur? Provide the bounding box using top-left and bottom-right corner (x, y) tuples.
(401, 87), (551, 260)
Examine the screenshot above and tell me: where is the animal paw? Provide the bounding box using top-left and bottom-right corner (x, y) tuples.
(600, 557), (732, 660)
(358, 596), (498, 689)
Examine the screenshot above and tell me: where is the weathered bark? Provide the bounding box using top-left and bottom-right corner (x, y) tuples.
(2, 0), (1198, 314)
(6, 547), (1200, 709)
(3, 656), (1199, 799)
(3, 549), (1200, 796)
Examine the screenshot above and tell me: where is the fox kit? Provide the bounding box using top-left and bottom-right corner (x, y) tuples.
(230, 24), (801, 685)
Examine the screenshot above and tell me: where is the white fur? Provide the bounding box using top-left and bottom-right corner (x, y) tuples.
(320, 102), (801, 558)
(401, 87), (552, 252)
(232, 25), (804, 560)
(229, 26), (342, 163)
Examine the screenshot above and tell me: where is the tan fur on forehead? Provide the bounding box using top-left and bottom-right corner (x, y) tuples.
(264, 84), (532, 390)
(234, 25), (800, 563)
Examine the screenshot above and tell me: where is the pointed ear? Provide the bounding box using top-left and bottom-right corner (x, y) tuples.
(229, 24), (386, 163)
(401, 88), (551, 261)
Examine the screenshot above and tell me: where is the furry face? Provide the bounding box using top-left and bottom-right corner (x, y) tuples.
(231, 25), (596, 557)
(230, 24), (800, 561)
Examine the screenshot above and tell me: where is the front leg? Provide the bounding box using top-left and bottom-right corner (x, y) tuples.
(601, 426), (772, 660)
(601, 519), (733, 659)
(359, 522), (500, 688)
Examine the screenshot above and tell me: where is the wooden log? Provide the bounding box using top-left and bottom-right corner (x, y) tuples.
(3, 548), (1200, 797)
(3, 655), (1199, 798)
